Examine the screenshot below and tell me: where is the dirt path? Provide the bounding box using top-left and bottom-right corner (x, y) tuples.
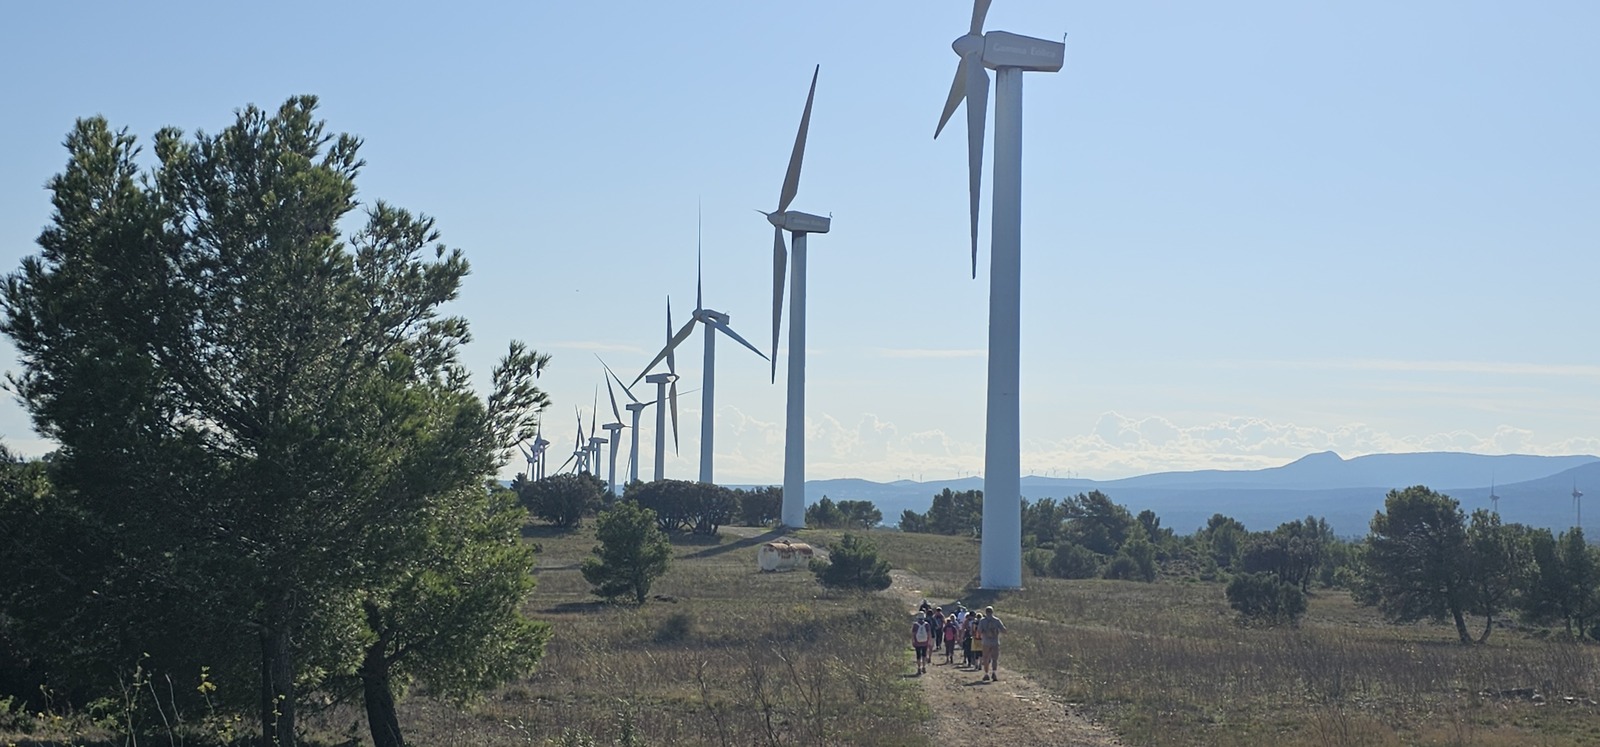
(889, 570), (1125, 746)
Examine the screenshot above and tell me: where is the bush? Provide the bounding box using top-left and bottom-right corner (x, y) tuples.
(1102, 555), (1141, 581)
(581, 502), (672, 604)
(1121, 537), (1158, 582)
(519, 473), (603, 528)
(1050, 543), (1102, 579)
(1023, 548), (1053, 577)
(1225, 572), (1307, 625)
(811, 534), (892, 591)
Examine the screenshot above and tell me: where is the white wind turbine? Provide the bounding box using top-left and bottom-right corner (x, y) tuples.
(521, 419), (550, 480)
(1489, 477), (1500, 515)
(598, 368), (629, 498)
(934, 0), (1063, 589)
(600, 358), (647, 488)
(634, 227), (768, 485)
(554, 407), (589, 474)
(636, 298), (683, 482)
(762, 65), (831, 528)
(1574, 481), (1584, 529)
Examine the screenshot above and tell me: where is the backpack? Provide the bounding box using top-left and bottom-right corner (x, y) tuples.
(913, 621), (930, 644)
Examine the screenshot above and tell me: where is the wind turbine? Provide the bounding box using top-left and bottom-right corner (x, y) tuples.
(599, 369), (628, 498)
(1574, 481), (1584, 529)
(634, 298), (684, 481)
(762, 65), (830, 528)
(934, 0), (1064, 589)
(601, 357), (647, 487)
(635, 227), (768, 484)
(555, 407), (588, 474)
(1489, 477), (1500, 515)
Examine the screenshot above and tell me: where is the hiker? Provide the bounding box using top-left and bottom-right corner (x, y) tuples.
(942, 614), (958, 663)
(968, 613), (983, 669)
(911, 612), (933, 674)
(978, 605), (1008, 682)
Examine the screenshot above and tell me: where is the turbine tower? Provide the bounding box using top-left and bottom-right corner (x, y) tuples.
(762, 65), (831, 528)
(934, 0), (1063, 589)
(1574, 482), (1584, 529)
(635, 231), (768, 485)
(1489, 478), (1500, 515)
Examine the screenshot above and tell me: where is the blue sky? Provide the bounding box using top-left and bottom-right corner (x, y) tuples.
(2, 1), (1597, 484)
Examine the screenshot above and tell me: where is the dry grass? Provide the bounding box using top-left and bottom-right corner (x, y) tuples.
(13, 526), (1600, 746)
(382, 524), (929, 746)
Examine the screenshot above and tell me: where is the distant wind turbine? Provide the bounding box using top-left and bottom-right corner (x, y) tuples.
(634, 225), (768, 484)
(1489, 476), (1500, 515)
(600, 357), (648, 487)
(1574, 481), (1584, 529)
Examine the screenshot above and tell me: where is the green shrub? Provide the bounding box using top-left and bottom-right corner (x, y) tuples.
(1225, 572), (1307, 625)
(581, 502), (672, 603)
(1023, 548), (1053, 577)
(1049, 542), (1102, 579)
(1102, 555), (1141, 581)
(811, 534), (892, 591)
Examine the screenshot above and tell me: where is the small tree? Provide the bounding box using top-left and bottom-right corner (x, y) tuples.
(737, 486), (782, 527)
(805, 496), (846, 528)
(835, 500), (883, 529)
(519, 472), (603, 528)
(1049, 542), (1101, 579)
(582, 502), (672, 604)
(1364, 485), (1473, 643)
(811, 533), (892, 591)
(1226, 572), (1307, 625)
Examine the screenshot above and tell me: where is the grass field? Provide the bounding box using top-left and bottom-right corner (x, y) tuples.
(9, 525), (1600, 746)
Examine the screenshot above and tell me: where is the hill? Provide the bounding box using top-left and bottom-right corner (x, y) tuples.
(758, 451), (1600, 536)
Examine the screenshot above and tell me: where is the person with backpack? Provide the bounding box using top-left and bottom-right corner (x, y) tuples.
(942, 614), (958, 663)
(911, 612), (933, 674)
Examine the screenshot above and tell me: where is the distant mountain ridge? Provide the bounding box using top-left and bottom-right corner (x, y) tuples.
(748, 452), (1600, 538)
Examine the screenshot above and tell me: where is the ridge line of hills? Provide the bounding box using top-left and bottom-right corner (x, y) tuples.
(759, 451), (1600, 537)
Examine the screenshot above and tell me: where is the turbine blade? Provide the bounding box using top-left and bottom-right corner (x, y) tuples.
(709, 317), (769, 361)
(770, 226), (788, 383)
(666, 298), (678, 376)
(935, 56), (968, 140)
(964, 52), (989, 278)
(601, 358), (643, 404)
(778, 65), (819, 214)
(557, 452), (576, 473)
(606, 373), (623, 423)
(696, 204), (704, 312)
(970, 0), (992, 35)
(631, 320), (695, 388)
(669, 378), (680, 453)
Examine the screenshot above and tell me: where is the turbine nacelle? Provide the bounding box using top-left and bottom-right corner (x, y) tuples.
(695, 308), (731, 325)
(624, 402), (648, 413)
(644, 373), (678, 386)
(771, 210), (831, 234)
(978, 31), (1064, 72)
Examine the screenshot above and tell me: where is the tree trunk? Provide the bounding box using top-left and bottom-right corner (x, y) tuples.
(260, 604), (297, 747)
(1478, 611), (1495, 643)
(361, 640), (406, 747)
(1449, 605), (1473, 645)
